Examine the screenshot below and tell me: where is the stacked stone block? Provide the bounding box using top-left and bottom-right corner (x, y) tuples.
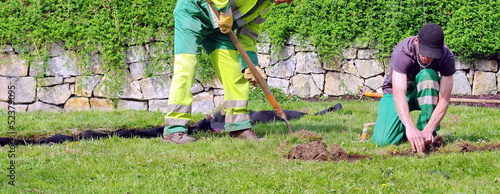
(1, 37), (499, 113)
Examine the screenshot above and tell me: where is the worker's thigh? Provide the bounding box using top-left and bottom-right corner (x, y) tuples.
(372, 94), (406, 146)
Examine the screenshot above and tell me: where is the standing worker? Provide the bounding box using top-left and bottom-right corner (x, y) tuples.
(163, 0), (293, 144)
(372, 23), (456, 152)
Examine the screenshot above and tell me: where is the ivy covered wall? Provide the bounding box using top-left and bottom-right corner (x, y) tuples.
(1, 0), (499, 112)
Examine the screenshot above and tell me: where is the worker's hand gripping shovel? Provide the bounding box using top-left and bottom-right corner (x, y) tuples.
(207, 0), (293, 133)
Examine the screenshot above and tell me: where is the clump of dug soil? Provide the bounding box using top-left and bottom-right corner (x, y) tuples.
(389, 135), (500, 156)
(287, 141), (370, 162)
(448, 142), (500, 152)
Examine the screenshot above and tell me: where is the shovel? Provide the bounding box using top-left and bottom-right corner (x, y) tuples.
(207, 1), (293, 133)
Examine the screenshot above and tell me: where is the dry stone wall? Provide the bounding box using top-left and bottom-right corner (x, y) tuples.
(1, 37), (499, 114)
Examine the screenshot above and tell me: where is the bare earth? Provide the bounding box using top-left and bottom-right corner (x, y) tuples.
(285, 129), (500, 162)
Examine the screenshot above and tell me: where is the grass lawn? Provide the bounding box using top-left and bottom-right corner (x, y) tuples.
(0, 98), (498, 193)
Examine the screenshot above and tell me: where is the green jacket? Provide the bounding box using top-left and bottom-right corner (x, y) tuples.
(212, 0), (275, 69)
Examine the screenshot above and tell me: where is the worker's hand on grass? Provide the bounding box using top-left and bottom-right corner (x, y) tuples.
(244, 67), (267, 86)
(421, 129), (435, 144)
(405, 127), (425, 153)
(218, 10), (233, 34)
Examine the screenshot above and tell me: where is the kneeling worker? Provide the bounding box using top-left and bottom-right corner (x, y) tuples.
(372, 23), (456, 152)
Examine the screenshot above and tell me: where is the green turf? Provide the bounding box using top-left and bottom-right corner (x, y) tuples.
(0, 99), (498, 193)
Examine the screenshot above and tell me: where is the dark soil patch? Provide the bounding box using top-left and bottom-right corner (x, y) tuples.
(425, 135), (446, 153)
(303, 94), (500, 109)
(389, 140), (500, 156)
(287, 141), (371, 162)
(448, 142), (500, 152)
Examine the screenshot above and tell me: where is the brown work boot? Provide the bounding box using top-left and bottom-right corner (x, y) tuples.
(163, 132), (196, 144)
(229, 129), (265, 141)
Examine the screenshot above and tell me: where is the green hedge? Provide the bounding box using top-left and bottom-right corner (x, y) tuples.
(1, 0), (498, 65)
(1, 0), (175, 72)
(265, 0), (499, 59)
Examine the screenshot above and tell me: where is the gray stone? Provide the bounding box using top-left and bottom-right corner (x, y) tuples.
(452, 71), (472, 95)
(324, 72), (363, 96)
(75, 75), (102, 97)
(342, 48), (357, 60)
(46, 52), (80, 77)
(139, 76), (171, 100)
(322, 57), (343, 71)
(257, 43), (271, 54)
(148, 99), (169, 113)
(214, 96), (224, 109)
(117, 100), (147, 111)
(11, 77), (36, 103)
(0, 53), (28, 76)
(258, 54), (271, 68)
(342, 61), (358, 75)
(37, 77), (64, 87)
(455, 58), (471, 70)
(296, 52), (323, 74)
(267, 57), (295, 78)
(46, 42), (65, 57)
(86, 53), (106, 74)
(64, 97), (90, 111)
(64, 77), (76, 84)
(357, 49), (377, 59)
(497, 71), (500, 93)
(354, 60), (384, 78)
(70, 84), (75, 95)
(267, 77), (290, 94)
(28, 58), (46, 77)
(90, 98), (114, 111)
(288, 36), (315, 51)
(191, 82), (204, 94)
(472, 71), (497, 95)
(365, 75), (385, 91)
(124, 45), (148, 63)
(37, 84), (72, 105)
(213, 89), (224, 96)
(474, 59), (498, 72)
(0, 101), (8, 110)
(3, 44), (14, 53)
(0, 76), (10, 101)
(467, 68), (475, 85)
(28, 101), (62, 112)
(121, 80), (144, 100)
(94, 76), (143, 100)
(271, 45), (294, 62)
(192, 91), (214, 114)
(130, 62), (146, 80)
(290, 74), (322, 98)
(12, 104), (28, 112)
(312, 74), (324, 91)
(201, 76), (223, 89)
